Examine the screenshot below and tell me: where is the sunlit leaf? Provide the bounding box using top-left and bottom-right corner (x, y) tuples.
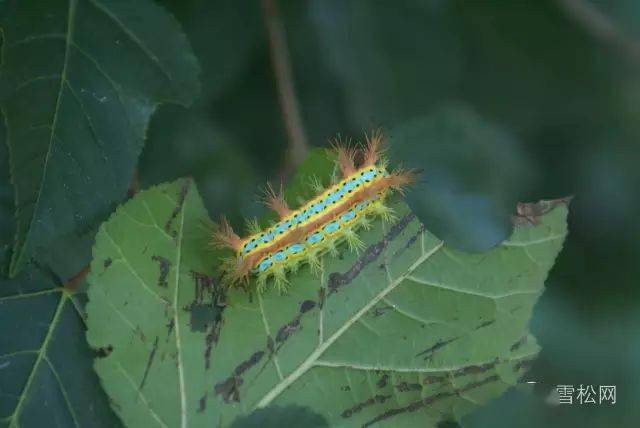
(86, 166), (567, 427)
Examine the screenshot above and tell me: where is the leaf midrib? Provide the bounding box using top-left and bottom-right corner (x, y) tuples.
(11, 0), (78, 275)
(10, 0), (178, 275)
(254, 238), (444, 409)
(6, 291), (66, 427)
(172, 187), (188, 428)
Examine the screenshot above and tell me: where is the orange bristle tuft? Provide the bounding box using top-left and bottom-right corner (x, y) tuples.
(331, 138), (357, 178)
(363, 129), (385, 167)
(388, 168), (419, 195)
(212, 217), (243, 252)
(263, 182), (291, 219)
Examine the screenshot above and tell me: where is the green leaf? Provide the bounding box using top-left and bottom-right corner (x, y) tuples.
(0, 0), (200, 277)
(0, 116), (11, 235)
(388, 104), (536, 252)
(86, 174), (568, 427)
(0, 112), (14, 273)
(86, 178), (222, 427)
(229, 405), (328, 428)
(0, 268), (120, 427)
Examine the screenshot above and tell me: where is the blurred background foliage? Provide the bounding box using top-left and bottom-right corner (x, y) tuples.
(2, 0), (638, 426)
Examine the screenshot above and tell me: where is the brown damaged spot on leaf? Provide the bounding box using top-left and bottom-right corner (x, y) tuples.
(103, 258), (112, 269)
(276, 318), (301, 344)
(139, 336), (159, 390)
(151, 255), (170, 288)
(317, 287), (325, 309)
(423, 375), (446, 385)
(510, 335), (528, 352)
(371, 304), (393, 317)
(363, 375), (500, 427)
(328, 213), (416, 295)
(474, 319), (496, 330)
(204, 322), (221, 370)
(208, 299), (317, 407)
(396, 382), (422, 392)
(300, 299), (316, 313)
(94, 344), (114, 358)
(341, 394), (392, 418)
(512, 197), (571, 226)
(452, 361), (496, 378)
(192, 271), (218, 300)
(198, 393), (207, 413)
(165, 318), (175, 342)
(392, 223), (424, 260)
(275, 300), (317, 346)
(214, 351), (265, 403)
(164, 178), (191, 236)
(185, 271), (221, 333)
(186, 303), (217, 333)
(415, 336), (459, 360)
(419, 361), (500, 390)
(186, 265), (223, 380)
(376, 373), (389, 388)
(214, 376), (242, 404)
(423, 357), (514, 386)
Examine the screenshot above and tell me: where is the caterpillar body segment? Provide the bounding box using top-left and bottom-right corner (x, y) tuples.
(213, 132), (416, 291)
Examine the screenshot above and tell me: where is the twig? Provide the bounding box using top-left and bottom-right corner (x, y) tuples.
(65, 265), (90, 291)
(555, 0), (640, 64)
(260, 0), (309, 170)
(127, 168), (139, 198)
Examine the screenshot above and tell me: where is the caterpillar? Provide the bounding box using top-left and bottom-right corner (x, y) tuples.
(213, 131), (416, 291)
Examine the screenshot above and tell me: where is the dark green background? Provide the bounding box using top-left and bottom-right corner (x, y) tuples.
(2, 0), (639, 427)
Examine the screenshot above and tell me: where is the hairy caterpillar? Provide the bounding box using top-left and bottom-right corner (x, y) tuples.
(213, 131), (415, 291)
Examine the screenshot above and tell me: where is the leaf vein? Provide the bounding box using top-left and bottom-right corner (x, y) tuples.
(86, 0), (173, 81)
(0, 288), (61, 302)
(171, 186), (188, 428)
(7, 33), (66, 48)
(5, 293), (66, 426)
(18, 0), (77, 271)
(43, 355), (81, 428)
(13, 74), (61, 94)
(257, 293), (283, 380)
(64, 80), (105, 149)
(69, 41), (135, 141)
(405, 275), (540, 299)
(255, 240), (444, 408)
(501, 233), (566, 247)
(102, 228), (168, 304)
(114, 362), (169, 428)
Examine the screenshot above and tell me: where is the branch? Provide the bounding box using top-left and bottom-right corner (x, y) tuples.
(260, 0), (309, 170)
